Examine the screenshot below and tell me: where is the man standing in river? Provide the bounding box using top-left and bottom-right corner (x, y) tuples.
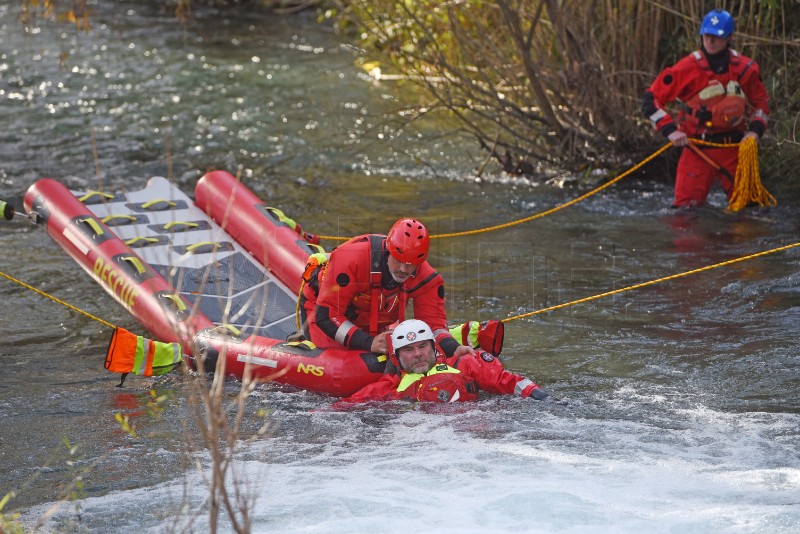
(642, 8), (769, 208)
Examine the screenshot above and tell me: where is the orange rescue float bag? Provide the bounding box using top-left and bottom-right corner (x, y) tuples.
(105, 327), (183, 384)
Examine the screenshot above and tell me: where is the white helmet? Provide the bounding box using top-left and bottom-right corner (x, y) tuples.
(391, 319), (435, 353)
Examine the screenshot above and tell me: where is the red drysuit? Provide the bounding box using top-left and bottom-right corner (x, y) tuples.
(299, 234), (460, 356)
(340, 351), (544, 403)
(642, 47), (769, 207)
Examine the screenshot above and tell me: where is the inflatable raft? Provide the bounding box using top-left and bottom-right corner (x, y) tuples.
(23, 171), (386, 396)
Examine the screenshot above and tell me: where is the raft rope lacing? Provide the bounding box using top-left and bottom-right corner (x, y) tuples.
(3, 240), (798, 327)
(317, 140), (773, 241)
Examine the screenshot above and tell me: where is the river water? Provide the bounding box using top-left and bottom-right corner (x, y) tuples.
(1, 2), (799, 532)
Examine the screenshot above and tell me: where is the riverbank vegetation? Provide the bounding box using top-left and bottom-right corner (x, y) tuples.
(325, 0), (800, 186)
(19, 0), (800, 185)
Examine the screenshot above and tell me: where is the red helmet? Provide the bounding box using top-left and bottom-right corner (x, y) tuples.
(386, 218), (430, 265)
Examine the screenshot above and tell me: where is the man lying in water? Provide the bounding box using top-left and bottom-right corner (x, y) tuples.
(340, 319), (551, 403)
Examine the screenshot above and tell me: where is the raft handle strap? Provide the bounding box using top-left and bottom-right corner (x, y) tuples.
(102, 214), (137, 225)
(78, 191), (115, 203)
(142, 199), (177, 210)
(120, 255), (146, 275)
(78, 217), (105, 238)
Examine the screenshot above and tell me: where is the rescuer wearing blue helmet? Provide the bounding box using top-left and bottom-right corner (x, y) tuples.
(642, 9), (769, 207)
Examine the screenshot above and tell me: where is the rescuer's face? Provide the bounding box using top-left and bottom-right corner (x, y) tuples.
(702, 34), (731, 55)
(397, 340), (436, 374)
(387, 254), (416, 283)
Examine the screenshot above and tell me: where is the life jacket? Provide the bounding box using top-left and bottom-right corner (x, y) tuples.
(679, 50), (751, 135)
(396, 363), (479, 402)
(301, 235), (407, 336)
(448, 320), (505, 356)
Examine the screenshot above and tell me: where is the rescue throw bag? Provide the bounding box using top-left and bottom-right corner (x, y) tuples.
(449, 320), (505, 356)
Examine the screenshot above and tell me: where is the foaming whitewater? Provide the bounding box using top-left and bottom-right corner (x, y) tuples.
(23, 391), (800, 533)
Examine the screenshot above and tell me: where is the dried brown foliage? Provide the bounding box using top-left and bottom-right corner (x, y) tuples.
(331, 0), (800, 178)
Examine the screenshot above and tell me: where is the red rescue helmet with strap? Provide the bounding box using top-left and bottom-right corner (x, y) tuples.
(386, 218), (430, 265)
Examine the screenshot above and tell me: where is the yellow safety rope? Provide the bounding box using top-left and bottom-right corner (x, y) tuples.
(316, 143), (673, 242)
(2, 142), (784, 331)
(728, 137), (777, 212)
(4, 242), (797, 333)
(502, 241), (800, 323)
(0, 269), (116, 329)
(692, 138), (776, 212)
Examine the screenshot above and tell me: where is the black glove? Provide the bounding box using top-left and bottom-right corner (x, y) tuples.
(529, 387), (550, 401)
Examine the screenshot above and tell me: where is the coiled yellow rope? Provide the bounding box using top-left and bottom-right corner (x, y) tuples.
(728, 136), (777, 212)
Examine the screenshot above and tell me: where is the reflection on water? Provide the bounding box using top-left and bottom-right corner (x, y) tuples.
(1, 1), (799, 531)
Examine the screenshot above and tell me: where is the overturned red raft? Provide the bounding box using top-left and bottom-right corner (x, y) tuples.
(24, 171), (386, 396)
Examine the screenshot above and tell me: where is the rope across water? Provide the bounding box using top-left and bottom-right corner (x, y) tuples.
(0, 140), (785, 329)
(0, 269), (115, 329)
(317, 138), (773, 241)
(317, 143), (673, 242)
(501, 241), (800, 323)
(2, 240), (797, 330)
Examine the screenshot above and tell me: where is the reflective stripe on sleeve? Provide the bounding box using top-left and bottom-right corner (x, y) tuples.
(335, 321), (359, 346)
(515, 378), (534, 397)
(649, 109), (667, 125)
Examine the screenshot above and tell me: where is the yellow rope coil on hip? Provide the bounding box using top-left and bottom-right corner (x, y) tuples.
(728, 137), (777, 212)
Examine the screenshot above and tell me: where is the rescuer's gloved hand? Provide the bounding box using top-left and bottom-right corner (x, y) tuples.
(528, 387), (551, 401)
(743, 131), (760, 144)
(667, 130), (689, 147)
(522, 383), (550, 401)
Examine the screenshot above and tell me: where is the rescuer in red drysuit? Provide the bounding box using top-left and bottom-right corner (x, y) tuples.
(339, 319), (550, 403)
(298, 218), (474, 358)
(642, 8), (769, 207)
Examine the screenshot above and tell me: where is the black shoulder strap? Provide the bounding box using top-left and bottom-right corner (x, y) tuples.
(367, 235), (386, 335)
(367, 234), (385, 288)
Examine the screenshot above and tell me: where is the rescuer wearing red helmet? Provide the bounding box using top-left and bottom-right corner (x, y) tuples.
(642, 8), (769, 207)
(339, 319), (551, 403)
(299, 219), (474, 358)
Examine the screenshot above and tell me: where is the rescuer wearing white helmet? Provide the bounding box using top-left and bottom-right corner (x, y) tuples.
(341, 319), (551, 403)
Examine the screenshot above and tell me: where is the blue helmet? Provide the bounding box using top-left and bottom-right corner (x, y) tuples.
(699, 9), (735, 37)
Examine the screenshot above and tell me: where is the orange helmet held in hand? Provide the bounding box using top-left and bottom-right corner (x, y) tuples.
(386, 218), (430, 265)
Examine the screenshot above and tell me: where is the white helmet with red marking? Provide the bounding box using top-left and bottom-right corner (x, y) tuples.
(390, 319), (434, 354)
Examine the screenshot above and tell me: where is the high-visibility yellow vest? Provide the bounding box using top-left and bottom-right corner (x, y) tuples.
(396, 363), (460, 392)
